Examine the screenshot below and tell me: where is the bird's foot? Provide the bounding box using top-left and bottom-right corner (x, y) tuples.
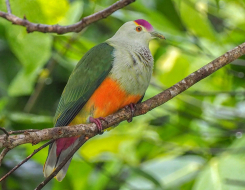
(89, 117), (107, 135)
(125, 103), (136, 123)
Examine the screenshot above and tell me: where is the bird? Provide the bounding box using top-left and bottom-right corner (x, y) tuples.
(43, 19), (165, 181)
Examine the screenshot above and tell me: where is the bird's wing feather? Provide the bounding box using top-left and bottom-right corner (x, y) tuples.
(54, 42), (114, 127)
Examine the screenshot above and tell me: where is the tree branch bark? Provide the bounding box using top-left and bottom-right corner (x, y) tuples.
(0, 42), (244, 150)
(0, 0), (135, 34)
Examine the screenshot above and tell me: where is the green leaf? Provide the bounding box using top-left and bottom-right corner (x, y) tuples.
(3, 0), (71, 96)
(9, 0), (69, 24)
(180, 1), (216, 41)
(215, 0), (220, 9)
(156, 47), (191, 86)
(9, 112), (53, 123)
(155, 0), (185, 31)
(8, 112), (53, 130)
(130, 166), (164, 189)
(123, 155), (205, 189)
(80, 134), (134, 160)
(6, 26), (52, 96)
(194, 137), (245, 190)
(59, 1), (84, 25)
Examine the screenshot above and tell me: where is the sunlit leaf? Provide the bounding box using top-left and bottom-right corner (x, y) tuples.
(180, 1), (216, 41)
(6, 25), (52, 96)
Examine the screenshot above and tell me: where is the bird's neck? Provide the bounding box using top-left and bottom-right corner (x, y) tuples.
(106, 38), (149, 52)
(107, 38), (153, 67)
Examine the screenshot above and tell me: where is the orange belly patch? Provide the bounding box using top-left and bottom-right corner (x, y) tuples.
(84, 77), (142, 118)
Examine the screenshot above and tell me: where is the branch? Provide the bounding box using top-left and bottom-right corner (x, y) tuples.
(0, 148), (10, 166)
(35, 138), (87, 190)
(8, 129), (39, 135)
(0, 140), (54, 182)
(0, 42), (244, 149)
(0, 0), (135, 34)
(0, 127), (9, 137)
(5, 0), (11, 14)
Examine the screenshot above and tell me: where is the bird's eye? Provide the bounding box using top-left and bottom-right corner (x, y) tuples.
(136, 26), (142, 32)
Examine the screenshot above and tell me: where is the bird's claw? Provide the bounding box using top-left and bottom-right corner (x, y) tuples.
(89, 117), (107, 135)
(125, 103), (136, 123)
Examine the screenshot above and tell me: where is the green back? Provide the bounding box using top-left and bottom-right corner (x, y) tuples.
(54, 42), (114, 127)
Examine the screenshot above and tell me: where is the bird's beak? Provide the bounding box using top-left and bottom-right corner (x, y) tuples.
(150, 31), (166, 39)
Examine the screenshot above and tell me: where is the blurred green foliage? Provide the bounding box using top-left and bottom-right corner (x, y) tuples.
(0, 0), (245, 189)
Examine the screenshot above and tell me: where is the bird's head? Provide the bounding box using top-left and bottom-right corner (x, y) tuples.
(109, 19), (165, 46)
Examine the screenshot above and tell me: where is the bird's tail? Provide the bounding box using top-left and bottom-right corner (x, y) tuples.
(43, 136), (83, 181)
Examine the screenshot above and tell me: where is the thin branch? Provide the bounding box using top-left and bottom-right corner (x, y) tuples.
(225, 178), (245, 187)
(35, 138), (88, 190)
(0, 140), (55, 182)
(0, 127), (9, 137)
(0, 42), (244, 149)
(5, 0), (11, 14)
(0, 0), (136, 34)
(0, 148), (10, 166)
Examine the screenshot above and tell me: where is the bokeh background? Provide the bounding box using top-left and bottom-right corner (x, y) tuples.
(1, 0), (245, 189)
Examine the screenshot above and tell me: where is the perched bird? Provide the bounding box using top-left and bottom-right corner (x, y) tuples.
(43, 19), (165, 181)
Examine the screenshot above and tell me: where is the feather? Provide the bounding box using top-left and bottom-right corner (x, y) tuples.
(54, 42), (114, 128)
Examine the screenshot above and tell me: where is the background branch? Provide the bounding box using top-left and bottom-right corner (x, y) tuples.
(0, 127), (9, 137)
(0, 42), (244, 150)
(0, 140), (54, 182)
(0, 148), (10, 166)
(0, 0), (135, 34)
(35, 138), (88, 190)
(5, 0), (11, 14)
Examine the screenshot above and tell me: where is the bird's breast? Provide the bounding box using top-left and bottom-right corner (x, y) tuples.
(70, 77), (142, 124)
(70, 44), (153, 125)
(109, 46), (153, 96)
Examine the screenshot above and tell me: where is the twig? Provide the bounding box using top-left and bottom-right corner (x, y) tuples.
(0, 140), (55, 182)
(0, 148), (10, 166)
(35, 138), (88, 190)
(0, 42), (244, 149)
(0, 127), (9, 137)
(225, 178), (245, 187)
(5, 0), (11, 14)
(0, 0), (136, 34)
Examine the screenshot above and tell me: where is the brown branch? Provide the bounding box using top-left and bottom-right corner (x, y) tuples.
(0, 0), (136, 34)
(8, 129), (39, 135)
(0, 127), (9, 137)
(0, 148), (10, 166)
(0, 140), (54, 182)
(35, 138), (88, 190)
(0, 42), (245, 149)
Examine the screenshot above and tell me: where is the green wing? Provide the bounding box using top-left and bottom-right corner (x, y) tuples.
(54, 42), (114, 127)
